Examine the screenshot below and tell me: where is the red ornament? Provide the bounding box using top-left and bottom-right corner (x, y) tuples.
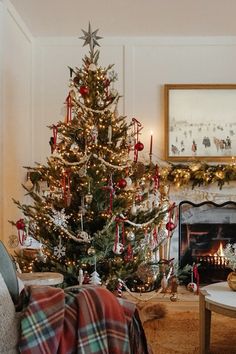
(135, 141), (144, 151)
(79, 85), (89, 96)
(117, 178), (127, 189)
(83, 271), (90, 284)
(16, 218), (25, 230)
(166, 221), (176, 231)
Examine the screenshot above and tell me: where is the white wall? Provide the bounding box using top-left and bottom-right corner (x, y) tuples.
(1, 1), (33, 246)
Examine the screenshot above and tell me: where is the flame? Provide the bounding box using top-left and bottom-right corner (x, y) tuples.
(209, 242), (225, 257)
(215, 242), (225, 257)
(207, 242), (226, 265)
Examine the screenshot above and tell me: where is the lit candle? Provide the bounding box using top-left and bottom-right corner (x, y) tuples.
(150, 132), (153, 156)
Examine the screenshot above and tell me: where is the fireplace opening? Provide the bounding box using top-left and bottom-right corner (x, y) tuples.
(179, 201), (236, 283)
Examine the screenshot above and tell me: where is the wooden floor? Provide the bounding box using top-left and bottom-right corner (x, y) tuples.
(124, 285), (199, 312)
(124, 286), (236, 354)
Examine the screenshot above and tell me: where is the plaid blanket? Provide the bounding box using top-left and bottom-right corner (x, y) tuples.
(19, 285), (150, 354)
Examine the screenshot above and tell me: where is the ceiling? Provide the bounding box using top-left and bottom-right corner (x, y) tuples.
(9, 0), (236, 38)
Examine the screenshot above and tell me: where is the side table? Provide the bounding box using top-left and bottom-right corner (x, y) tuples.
(199, 282), (236, 354)
(18, 272), (64, 286)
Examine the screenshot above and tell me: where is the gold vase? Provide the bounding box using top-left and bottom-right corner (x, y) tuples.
(227, 271), (236, 291)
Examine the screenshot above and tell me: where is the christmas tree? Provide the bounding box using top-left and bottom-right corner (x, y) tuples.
(12, 24), (176, 291)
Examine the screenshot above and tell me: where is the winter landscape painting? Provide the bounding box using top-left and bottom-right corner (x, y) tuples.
(165, 84), (236, 161)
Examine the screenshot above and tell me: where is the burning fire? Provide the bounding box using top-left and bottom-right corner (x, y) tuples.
(209, 242), (225, 257)
(209, 242), (226, 265)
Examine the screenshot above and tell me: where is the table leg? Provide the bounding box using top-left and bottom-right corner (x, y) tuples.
(199, 291), (211, 354)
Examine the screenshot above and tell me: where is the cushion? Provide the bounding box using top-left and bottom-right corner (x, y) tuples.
(0, 273), (20, 353)
(0, 241), (19, 304)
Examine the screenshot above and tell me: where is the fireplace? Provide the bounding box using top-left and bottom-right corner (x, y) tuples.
(178, 201), (236, 283)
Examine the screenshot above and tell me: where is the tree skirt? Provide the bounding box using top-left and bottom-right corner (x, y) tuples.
(142, 309), (236, 354)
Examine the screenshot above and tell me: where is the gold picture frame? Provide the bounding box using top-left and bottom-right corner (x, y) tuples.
(164, 84), (236, 162)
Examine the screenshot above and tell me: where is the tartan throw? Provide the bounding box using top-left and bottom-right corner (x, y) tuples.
(19, 285), (150, 354)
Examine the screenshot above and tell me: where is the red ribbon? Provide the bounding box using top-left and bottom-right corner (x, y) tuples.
(16, 218), (26, 245)
(167, 202), (177, 238)
(193, 264), (200, 294)
(61, 169), (71, 203)
(125, 244), (133, 261)
(65, 92), (73, 123)
(132, 118), (143, 162)
(153, 226), (158, 245)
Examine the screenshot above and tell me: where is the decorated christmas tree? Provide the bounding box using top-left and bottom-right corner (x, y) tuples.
(11, 24), (176, 291)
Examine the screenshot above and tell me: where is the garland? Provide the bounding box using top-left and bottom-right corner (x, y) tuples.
(162, 160), (236, 189)
(51, 152), (130, 170)
(118, 266), (173, 302)
(74, 93), (119, 114)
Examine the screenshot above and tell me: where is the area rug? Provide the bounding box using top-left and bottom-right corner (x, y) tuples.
(141, 306), (236, 354)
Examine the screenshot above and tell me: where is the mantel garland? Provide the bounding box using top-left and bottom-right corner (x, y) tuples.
(160, 160), (236, 189)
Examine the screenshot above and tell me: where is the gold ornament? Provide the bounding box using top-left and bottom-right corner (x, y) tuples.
(113, 256), (123, 265)
(159, 167), (170, 179)
(215, 170), (225, 179)
(159, 183), (170, 201)
(189, 162), (202, 172)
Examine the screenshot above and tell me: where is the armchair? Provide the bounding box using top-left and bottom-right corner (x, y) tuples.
(0, 242), (150, 353)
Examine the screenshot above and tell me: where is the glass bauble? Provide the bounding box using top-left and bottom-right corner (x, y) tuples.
(117, 178), (127, 189)
(79, 85), (89, 96)
(127, 231), (135, 241)
(135, 141), (144, 151)
(166, 220), (176, 231)
(136, 262), (159, 283)
(85, 193), (93, 204)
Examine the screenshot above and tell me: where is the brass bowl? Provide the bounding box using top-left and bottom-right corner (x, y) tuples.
(227, 271), (236, 291)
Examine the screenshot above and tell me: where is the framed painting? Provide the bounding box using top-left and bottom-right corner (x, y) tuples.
(164, 84), (236, 162)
